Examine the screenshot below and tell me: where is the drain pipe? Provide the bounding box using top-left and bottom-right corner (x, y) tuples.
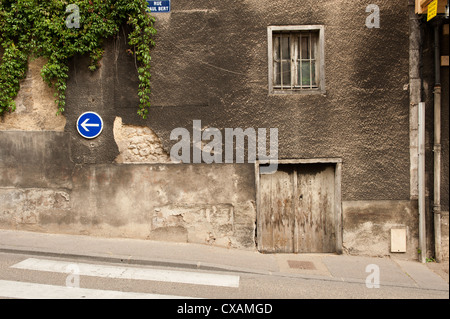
(417, 20), (427, 264)
(413, 2), (426, 263)
(433, 23), (442, 263)
(418, 101), (426, 263)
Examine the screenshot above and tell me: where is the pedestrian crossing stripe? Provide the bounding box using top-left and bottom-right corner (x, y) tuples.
(0, 280), (195, 299)
(11, 258), (240, 288)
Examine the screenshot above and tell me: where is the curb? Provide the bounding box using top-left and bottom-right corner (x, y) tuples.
(0, 247), (271, 276)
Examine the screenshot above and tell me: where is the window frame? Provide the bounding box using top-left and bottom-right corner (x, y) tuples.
(268, 25), (325, 95)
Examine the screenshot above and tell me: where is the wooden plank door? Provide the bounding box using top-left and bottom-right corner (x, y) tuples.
(294, 164), (336, 253)
(258, 163), (336, 253)
(259, 166), (295, 253)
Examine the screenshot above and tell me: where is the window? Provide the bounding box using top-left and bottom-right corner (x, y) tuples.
(268, 26), (325, 94)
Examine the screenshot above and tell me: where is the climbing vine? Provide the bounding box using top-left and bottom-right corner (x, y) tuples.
(0, 0), (156, 119)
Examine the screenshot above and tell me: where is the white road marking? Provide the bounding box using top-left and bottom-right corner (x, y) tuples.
(0, 280), (194, 299)
(11, 258), (240, 288)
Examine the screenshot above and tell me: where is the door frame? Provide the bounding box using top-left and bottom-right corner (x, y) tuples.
(255, 158), (343, 254)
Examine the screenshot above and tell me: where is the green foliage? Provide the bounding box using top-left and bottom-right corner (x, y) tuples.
(426, 257), (436, 263)
(0, 0), (156, 118)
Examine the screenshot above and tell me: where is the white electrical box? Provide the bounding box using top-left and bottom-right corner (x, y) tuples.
(391, 228), (407, 253)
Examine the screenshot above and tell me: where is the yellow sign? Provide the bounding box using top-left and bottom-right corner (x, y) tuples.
(427, 0), (438, 21)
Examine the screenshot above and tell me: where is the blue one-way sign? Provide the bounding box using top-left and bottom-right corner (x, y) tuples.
(77, 112), (103, 139)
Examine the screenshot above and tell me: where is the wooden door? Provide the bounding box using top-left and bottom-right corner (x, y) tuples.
(258, 163), (336, 253)
(259, 167), (295, 253)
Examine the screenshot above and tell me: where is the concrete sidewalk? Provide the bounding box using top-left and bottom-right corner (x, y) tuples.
(0, 229), (448, 292)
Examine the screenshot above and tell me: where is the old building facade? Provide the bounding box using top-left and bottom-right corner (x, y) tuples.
(0, 0), (448, 261)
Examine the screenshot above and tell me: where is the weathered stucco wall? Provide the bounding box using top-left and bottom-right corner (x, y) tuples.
(0, 131), (256, 249)
(144, 0), (411, 202)
(60, 1), (412, 202)
(343, 200), (419, 259)
(1, 0), (447, 259)
(70, 164), (255, 248)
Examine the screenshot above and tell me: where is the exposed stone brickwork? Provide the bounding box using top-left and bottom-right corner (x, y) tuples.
(113, 117), (171, 163)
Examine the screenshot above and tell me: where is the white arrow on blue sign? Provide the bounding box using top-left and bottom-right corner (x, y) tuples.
(76, 112), (103, 139)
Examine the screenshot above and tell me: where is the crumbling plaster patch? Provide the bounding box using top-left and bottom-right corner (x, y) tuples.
(0, 57), (66, 131)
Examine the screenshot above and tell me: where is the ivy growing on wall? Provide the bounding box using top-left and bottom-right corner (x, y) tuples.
(0, 0), (156, 119)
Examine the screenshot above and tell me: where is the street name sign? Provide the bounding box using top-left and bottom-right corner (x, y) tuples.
(147, 1), (170, 13)
(77, 112), (103, 139)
